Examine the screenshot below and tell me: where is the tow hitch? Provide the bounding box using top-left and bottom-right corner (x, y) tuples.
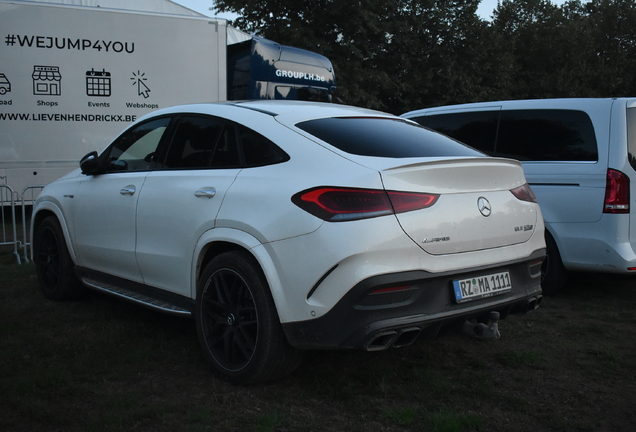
(462, 311), (501, 339)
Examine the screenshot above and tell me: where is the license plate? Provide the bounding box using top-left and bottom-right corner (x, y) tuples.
(452, 271), (512, 303)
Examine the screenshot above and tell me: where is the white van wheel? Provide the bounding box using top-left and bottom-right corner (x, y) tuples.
(541, 233), (568, 295)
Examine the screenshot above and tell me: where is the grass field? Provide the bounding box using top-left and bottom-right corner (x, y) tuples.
(1, 246), (635, 432)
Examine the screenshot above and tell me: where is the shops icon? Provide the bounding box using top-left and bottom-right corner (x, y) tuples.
(33, 65), (61, 96)
(86, 68), (111, 97)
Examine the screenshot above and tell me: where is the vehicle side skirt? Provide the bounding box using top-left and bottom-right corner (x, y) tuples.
(75, 267), (195, 317)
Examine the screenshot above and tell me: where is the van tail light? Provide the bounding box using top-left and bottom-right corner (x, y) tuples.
(292, 187), (439, 222)
(510, 183), (537, 203)
(604, 169), (630, 214)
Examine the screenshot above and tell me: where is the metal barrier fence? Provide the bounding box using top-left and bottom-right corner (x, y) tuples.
(1, 182), (21, 263)
(20, 185), (46, 263)
(1, 181), (45, 264)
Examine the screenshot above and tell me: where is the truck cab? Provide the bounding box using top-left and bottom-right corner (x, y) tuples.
(228, 37), (337, 102)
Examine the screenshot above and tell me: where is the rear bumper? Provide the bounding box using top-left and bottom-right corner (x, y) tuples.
(282, 248), (545, 350)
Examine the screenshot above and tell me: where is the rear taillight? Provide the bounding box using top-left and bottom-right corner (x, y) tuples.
(292, 187), (439, 222)
(604, 169), (630, 213)
(510, 183), (537, 203)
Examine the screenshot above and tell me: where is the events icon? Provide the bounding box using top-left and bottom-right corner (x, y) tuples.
(86, 68), (111, 97)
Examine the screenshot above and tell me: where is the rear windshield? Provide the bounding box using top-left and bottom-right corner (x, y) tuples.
(296, 117), (483, 158)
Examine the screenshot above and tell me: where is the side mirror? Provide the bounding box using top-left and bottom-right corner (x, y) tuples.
(80, 151), (101, 175)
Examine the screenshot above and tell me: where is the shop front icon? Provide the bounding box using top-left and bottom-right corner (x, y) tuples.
(32, 65), (62, 96)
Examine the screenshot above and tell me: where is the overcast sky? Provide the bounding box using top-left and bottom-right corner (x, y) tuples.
(172, 0), (567, 22)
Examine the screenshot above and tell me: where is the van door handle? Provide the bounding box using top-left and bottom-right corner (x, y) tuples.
(120, 185), (136, 195)
(195, 187), (216, 198)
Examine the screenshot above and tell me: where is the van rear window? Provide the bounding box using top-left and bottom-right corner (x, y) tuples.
(498, 110), (597, 161)
(413, 111), (499, 154)
(414, 109), (598, 162)
(296, 117), (483, 158)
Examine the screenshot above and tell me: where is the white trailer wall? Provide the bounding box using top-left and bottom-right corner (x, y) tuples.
(0, 0), (227, 193)
(17, 0), (205, 16)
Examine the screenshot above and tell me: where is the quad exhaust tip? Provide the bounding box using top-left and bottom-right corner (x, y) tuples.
(525, 295), (543, 312)
(364, 327), (422, 351)
(363, 295), (543, 350)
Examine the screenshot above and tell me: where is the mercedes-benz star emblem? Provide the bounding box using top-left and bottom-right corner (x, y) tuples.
(477, 197), (491, 217)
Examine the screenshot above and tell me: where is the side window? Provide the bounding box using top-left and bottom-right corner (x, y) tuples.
(413, 111), (499, 155)
(210, 125), (240, 168)
(105, 117), (171, 172)
(275, 86), (332, 102)
(164, 116), (224, 169)
(239, 125), (290, 167)
(275, 86), (294, 100)
(147, 114), (288, 170)
(497, 110), (598, 161)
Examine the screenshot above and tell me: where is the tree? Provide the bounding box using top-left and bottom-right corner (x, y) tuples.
(386, 0), (510, 112)
(582, 0), (636, 96)
(491, 0), (583, 98)
(213, 0), (636, 112)
(491, 0), (636, 99)
(213, 0), (496, 113)
(214, 0), (398, 109)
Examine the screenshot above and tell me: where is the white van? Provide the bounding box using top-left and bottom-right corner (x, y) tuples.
(402, 98), (636, 293)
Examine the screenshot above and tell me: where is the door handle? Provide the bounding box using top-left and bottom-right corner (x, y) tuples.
(195, 187), (217, 198)
(120, 185), (136, 195)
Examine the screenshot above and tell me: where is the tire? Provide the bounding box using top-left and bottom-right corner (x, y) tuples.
(33, 216), (86, 300)
(195, 251), (303, 384)
(541, 232), (568, 295)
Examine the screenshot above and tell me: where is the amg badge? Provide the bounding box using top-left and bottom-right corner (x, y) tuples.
(422, 236), (450, 244)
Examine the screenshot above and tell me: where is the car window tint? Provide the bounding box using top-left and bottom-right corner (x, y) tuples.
(239, 125), (290, 167)
(210, 125), (241, 168)
(105, 117), (171, 172)
(296, 117), (483, 158)
(275, 86), (293, 100)
(497, 110), (598, 161)
(164, 116), (224, 169)
(411, 111), (499, 155)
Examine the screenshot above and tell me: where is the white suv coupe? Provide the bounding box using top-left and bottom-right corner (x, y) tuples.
(32, 101), (545, 383)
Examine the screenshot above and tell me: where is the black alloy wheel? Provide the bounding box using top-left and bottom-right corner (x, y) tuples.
(200, 265), (258, 371)
(34, 216), (84, 300)
(195, 251), (303, 384)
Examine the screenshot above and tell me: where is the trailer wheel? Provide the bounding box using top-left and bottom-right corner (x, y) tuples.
(33, 216), (85, 300)
(195, 251), (303, 384)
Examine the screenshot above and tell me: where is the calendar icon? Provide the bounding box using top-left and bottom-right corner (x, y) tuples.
(86, 68), (111, 97)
